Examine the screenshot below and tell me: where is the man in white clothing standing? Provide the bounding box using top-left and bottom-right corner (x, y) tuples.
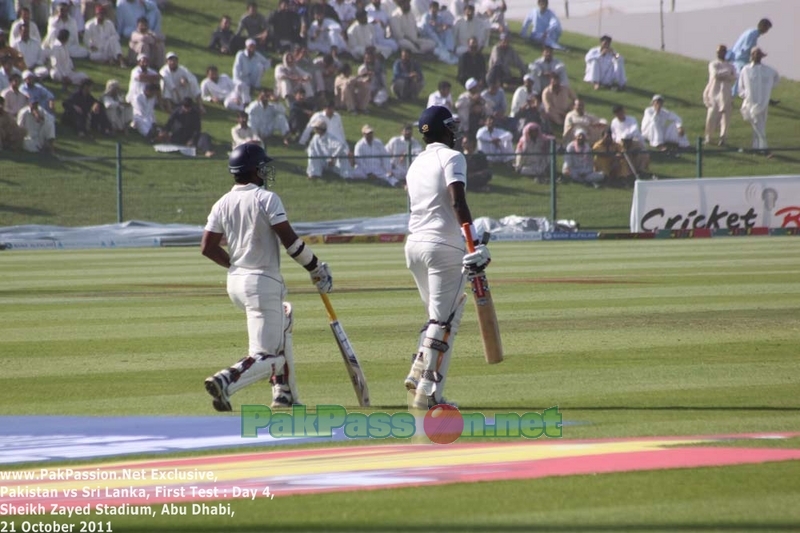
(201, 144), (333, 411)
(404, 105), (489, 409)
(703, 44), (737, 146)
(738, 48), (778, 156)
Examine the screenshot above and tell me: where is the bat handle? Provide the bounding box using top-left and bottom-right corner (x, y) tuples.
(462, 223), (476, 253)
(319, 292), (337, 321)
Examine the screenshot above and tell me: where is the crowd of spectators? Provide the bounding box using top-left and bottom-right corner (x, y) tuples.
(0, 0), (781, 183)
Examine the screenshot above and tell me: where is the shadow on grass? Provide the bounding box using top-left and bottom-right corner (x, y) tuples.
(0, 204), (54, 217)
(150, 522), (800, 532)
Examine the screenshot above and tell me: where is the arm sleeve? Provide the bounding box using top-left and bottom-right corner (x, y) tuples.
(204, 202), (223, 233)
(443, 151), (467, 186)
(263, 193), (289, 226)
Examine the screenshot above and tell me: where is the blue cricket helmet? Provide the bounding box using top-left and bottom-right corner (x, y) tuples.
(418, 105), (461, 137)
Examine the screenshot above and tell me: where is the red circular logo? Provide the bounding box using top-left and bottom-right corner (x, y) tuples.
(423, 405), (464, 444)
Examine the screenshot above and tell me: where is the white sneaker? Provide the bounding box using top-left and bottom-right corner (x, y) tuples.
(404, 353), (421, 391)
(271, 382), (293, 408)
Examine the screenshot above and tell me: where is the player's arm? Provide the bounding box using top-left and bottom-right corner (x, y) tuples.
(448, 162), (490, 275)
(273, 220), (332, 293)
(200, 230), (231, 269)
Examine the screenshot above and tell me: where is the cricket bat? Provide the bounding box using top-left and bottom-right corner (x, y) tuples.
(319, 293), (371, 407)
(462, 223), (503, 364)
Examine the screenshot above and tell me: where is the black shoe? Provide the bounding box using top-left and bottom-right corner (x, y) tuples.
(769, 99), (780, 106)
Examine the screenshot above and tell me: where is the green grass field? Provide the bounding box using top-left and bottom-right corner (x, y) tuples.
(1, 238), (800, 532)
(1, 0), (799, 229)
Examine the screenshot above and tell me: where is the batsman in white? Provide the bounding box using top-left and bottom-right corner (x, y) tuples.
(403, 105), (491, 409)
(200, 144), (333, 411)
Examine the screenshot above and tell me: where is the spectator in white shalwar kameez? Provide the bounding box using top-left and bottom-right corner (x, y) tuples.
(389, 0), (436, 55)
(520, 0), (563, 50)
(348, 10), (386, 60)
(232, 39), (271, 94)
(353, 124), (396, 185)
(333, 0), (357, 29)
(1, 74), (28, 117)
(641, 95), (689, 150)
(231, 111), (263, 149)
(452, 4), (488, 55)
(476, 115), (513, 163)
(357, 48), (389, 106)
(246, 88), (291, 145)
(130, 82), (158, 139)
(418, 1), (457, 64)
(478, 0), (507, 33)
(610, 104), (643, 145)
(426, 80), (453, 111)
(12, 23), (48, 79)
(703, 44), (737, 146)
(385, 122), (422, 183)
(307, 6), (348, 56)
(17, 100), (55, 153)
(275, 52), (313, 102)
(128, 17), (165, 69)
(43, 3), (88, 58)
(528, 45), (567, 95)
(563, 98), (606, 145)
(306, 118), (351, 179)
(159, 52), (202, 112)
(10, 8), (42, 48)
(738, 48), (779, 155)
(49, 30), (89, 87)
(101, 79), (133, 133)
(563, 128), (604, 187)
(84, 6), (123, 65)
(584, 35), (626, 91)
(510, 73), (534, 118)
(201, 65), (249, 111)
(299, 101), (347, 145)
(125, 53), (160, 103)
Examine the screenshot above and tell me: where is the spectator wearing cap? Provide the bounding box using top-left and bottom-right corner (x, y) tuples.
(17, 100), (55, 153)
(385, 122), (422, 184)
(299, 99), (346, 145)
(563, 98), (606, 145)
(129, 16), (165, 69)
(584, 35), (626, 91)
(159, 52), (203, 113)
(563, 128), (604, 188)
(116, 0), (162, 41)
(391, 48), (424, 101)
(84, 4), (124, 66)
(1, 73), (28, 116)
(426, 80), (453, 111)
(306, 116), (351, 180)
(510, 73), (534, 118)
(456, 36), (486, 86)
(201, 65), (250, 112)
(641, 94), (689, 150)
(125, 53), (160, 104)
(231, 110), (263, 149)
(476, 114), (513, 163)
(0, 95), (25, 152)
(334, 63), (370, 114)
(49, 29), (90, 88)
(19, 69), (55, 113)
(233, 38), (271, 94)
(455, 76), (486, 139)
(11, 23), (49, 78)
(353, 123), (395, 185)
(43, 1), (88, 58)
(487, 31), (525, 87)
(101, 79), (133, 133)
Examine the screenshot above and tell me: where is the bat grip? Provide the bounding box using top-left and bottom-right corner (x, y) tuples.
(462, 223), (476, 253)
(319, 293), (337, 321)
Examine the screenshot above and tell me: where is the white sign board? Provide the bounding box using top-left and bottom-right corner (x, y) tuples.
(630, 176), (800, 232)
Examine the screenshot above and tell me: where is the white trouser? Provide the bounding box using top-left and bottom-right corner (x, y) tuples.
(227, 272), (287, 357)
(746, 109), (769, 150)
(405, 239), (467, 323)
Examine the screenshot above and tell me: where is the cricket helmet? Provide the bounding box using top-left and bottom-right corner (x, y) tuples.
(418, 105), (461, 137)
(228, 143), (275, 184)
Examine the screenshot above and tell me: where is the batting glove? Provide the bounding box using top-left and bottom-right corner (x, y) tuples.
(462, 245), (491, 276)
(310, 262), (333, 293)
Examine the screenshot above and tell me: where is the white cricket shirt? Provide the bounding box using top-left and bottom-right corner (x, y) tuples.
(205, 183), (288, 276)
(406, 142), (467, 247)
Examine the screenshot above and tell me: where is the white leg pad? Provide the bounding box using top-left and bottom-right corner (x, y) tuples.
(221, 352), (285, 396)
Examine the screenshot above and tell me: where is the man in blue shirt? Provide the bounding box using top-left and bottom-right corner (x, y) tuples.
(117, 0), (162, 40)
(520, 0), (564, 51)
(19, 71), (55, 115)
(726, 18), (775, 103)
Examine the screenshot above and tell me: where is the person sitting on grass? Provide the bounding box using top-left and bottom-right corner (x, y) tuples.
(62, 78), (112, 137)
(306, 117), (351, 180)
(157, 97), (215, 158)
(514, 121), (552, 183)
(562, 128), (604, 188)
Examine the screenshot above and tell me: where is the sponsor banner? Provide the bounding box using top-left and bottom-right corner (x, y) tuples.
(0, 239), (161, 250)
(630, 175), (800, 232)
(488, 232), (543, 242)
(542, 231), (599, 241)
(322, 234), (406, 244)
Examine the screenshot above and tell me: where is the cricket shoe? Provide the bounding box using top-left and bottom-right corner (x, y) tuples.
(404, 353), (422, 391)
(411, 391), (458, 410)
(271, 382), (294, 409)
(204, 375), (232, 412)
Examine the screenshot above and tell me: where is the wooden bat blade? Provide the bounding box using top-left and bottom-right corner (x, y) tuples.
(329, 320), (371, 407)
(469, 273), (503, 364)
